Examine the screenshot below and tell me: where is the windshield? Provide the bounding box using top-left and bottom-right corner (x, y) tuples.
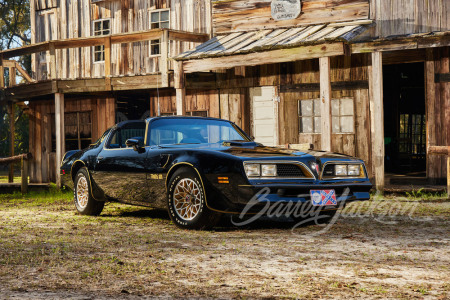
(92, 128), (112, 146)
(148, 118), (250, 146)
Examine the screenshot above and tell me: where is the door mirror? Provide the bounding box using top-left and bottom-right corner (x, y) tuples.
(126, 139), (143, 152)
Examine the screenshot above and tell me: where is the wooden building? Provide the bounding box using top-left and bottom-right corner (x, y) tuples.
(0, 0), (449, 191)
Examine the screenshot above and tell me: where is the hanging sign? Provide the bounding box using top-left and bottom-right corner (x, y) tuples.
(271, 0), (302, 21)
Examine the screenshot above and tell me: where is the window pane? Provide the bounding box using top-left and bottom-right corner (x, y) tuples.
(151, 44), (160, 55)
(103, 20), (110, 30)
(160, 21), (170, 29)
(300, 100), (313, 116)
(341, 99), (353, 115)
(313, 99), (321, 116)
(314, 117), (321, 133)
(94, 21), (101, 32)
(151, 12), (159, 23)
(161, 10), (169, 21)
(332, 116), (340, 133)
(340, 116), (354, 133)
(331, 99), (339, 116)
(301, 117), (313, 133)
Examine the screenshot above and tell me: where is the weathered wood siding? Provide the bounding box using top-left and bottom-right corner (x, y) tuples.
(371, 0), (450, 38)
(426, 46), (449, 182)
(28, 97), (115, 183)
(212, 0), (370, 34)
(32, 0), (212, 80)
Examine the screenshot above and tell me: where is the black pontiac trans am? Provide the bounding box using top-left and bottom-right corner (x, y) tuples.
(61, 116), (372, 229)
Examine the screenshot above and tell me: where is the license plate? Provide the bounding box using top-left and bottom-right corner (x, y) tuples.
(310, 190), (337, 206)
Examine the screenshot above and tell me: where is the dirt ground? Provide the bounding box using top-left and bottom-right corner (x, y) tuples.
(0, 192), (449, 299)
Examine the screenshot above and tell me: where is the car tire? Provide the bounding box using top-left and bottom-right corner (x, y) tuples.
(74, 168), (104, 216)
(167, 167), (221, 230)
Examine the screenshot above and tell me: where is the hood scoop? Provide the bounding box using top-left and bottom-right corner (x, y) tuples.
(222, 141), (259, 147)
(223, 145), (301, 156)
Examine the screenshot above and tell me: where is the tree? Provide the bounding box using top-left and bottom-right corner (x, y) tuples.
(0, 0), (30, 158)
(0, 0), (30, 51)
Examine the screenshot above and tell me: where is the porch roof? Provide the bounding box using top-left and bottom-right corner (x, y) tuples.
(175, 20), (373, 61)
(174, 25), (450, 73)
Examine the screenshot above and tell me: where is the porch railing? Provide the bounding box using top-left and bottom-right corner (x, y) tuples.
(0, 153), (32, 194)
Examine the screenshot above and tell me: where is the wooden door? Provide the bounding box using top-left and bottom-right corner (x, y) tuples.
(250, 86), (279, 146)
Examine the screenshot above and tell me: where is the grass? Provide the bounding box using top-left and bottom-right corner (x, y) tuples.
(0, 176), (23, 183)
(0, 190), (448, 298)
(0, 183), (72, 207)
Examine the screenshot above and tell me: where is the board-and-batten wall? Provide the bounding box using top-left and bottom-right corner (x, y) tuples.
(212, 0), (370, 34)
(32, 0), (212, 80)
(28, 97), (115, 183)
(370, 0), (450, 38)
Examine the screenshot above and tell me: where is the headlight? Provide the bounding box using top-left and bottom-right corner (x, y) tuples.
(348, 165), (361, 176)
(244, 164), (260, 177)
(335, 165), (348, 176)
(261, 164), (277, 177)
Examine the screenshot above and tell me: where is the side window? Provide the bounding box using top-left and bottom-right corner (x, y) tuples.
(107, 124), (146, 149)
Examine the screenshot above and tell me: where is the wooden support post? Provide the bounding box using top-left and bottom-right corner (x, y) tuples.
(15, 61), (34, 82)
(319, 57), (332, 152)
(9, 65), (16, 87)
(174, 61), (186, 115)
(370, 52), (385, 193)
(0, 54), (4, 88)
(55, 93), (65, 188)
(8, 102), (15, 183)
(21, 156), (28, 194)
(448, 156), (450, 199)
(104, 36), (111, 87)
(160, 30), (169, 88)
(49, 42), (56, 79)
(425, 49), (437, 183)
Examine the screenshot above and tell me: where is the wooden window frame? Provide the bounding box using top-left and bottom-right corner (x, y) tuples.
(92, 18), (111, 63)
(148, 9), (170, 57)
(298, 98), (355, 134)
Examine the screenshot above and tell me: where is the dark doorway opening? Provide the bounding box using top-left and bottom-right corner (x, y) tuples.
(383, 62), (426, 176)
(116, 94), (150, 123)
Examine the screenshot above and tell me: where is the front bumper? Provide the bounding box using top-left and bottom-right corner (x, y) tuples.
(239, 182), (371, 203)
(225, 180), (372, 212)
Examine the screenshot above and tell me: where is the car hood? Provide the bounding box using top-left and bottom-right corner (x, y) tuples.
(157, 142), (353, 160)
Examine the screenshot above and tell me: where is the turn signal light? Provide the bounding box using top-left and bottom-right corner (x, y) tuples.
(218, 177), (229, 184)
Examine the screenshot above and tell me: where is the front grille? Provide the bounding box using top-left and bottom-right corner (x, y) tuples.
(276, 164), (305, 177)
(323, 164), (335, 177)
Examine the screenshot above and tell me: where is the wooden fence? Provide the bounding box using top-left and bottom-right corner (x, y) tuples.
(0, 153), (32, 194)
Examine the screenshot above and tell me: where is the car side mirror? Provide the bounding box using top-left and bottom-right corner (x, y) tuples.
(126, 139), (144, 153)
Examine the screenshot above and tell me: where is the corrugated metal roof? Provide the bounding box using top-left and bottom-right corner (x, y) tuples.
(176, 21), (372, 60)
